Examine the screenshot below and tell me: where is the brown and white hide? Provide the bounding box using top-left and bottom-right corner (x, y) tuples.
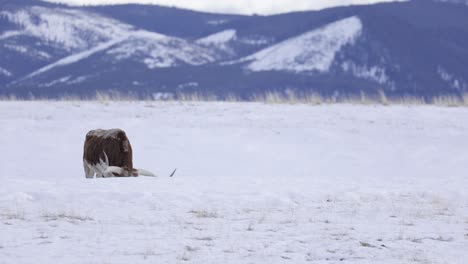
(83, 129), (155, 178)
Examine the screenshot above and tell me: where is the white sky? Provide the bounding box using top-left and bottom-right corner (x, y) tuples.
(42, 0), (407, 15)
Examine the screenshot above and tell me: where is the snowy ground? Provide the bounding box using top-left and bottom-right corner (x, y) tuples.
(0, 101), (467, 264)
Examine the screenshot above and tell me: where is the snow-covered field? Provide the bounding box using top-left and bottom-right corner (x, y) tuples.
(0, 101), (467, 263)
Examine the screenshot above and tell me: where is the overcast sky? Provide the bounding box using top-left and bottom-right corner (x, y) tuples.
(43, 0), (407, 15)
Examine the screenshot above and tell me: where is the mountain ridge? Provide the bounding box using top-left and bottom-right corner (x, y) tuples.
(1, 0), (468, 100)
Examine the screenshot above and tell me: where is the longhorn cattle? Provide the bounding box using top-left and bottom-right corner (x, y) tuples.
(83, 129), (155, 178)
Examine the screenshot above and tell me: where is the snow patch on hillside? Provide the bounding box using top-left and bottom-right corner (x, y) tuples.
(341, 61), (395, 89)
(4, 44), (28, 53)
(3, 44), (51, 60)
(0, 6), (132, 51)
(108, 32), (217, 69)
(438, 66), (466, 91)
(40, 76), (71, 87)
(196, 29), (237, 56)
(0, 67), (12, 77)
(197, 29), (237, 45)
(242, 16), (363, 73)
(206, 19), (229, 25)
(24, 37), (126, 79)
(435, 0), (468, 5)
(131, 30), (168, 41)
(0, 30), (23, 40)
(67, 75), (89, 85)
(239, 35), (273, 46)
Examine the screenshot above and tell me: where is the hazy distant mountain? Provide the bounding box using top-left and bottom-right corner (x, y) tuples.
(1, 0), (468, 100)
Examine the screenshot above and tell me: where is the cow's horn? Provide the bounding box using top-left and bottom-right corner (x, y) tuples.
(105, 166), (124, 176)
(101, 151), (123, 177)
(136, 168), (156, 177)
(103, 151), (110, 166)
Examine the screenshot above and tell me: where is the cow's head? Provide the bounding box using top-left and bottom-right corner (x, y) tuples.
(98, 152), (155, 177)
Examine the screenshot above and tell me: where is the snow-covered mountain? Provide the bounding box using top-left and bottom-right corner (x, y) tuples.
(240, 17), (363, 73)
(1, 3), (227, 83)
(1, 6), (131, 51)
(1, 0), (468, 100)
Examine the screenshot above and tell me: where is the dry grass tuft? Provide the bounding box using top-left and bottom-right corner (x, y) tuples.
(189, 210), (219, 218)
(1, 90), (468, 107)
(42, 211), (94, 222)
